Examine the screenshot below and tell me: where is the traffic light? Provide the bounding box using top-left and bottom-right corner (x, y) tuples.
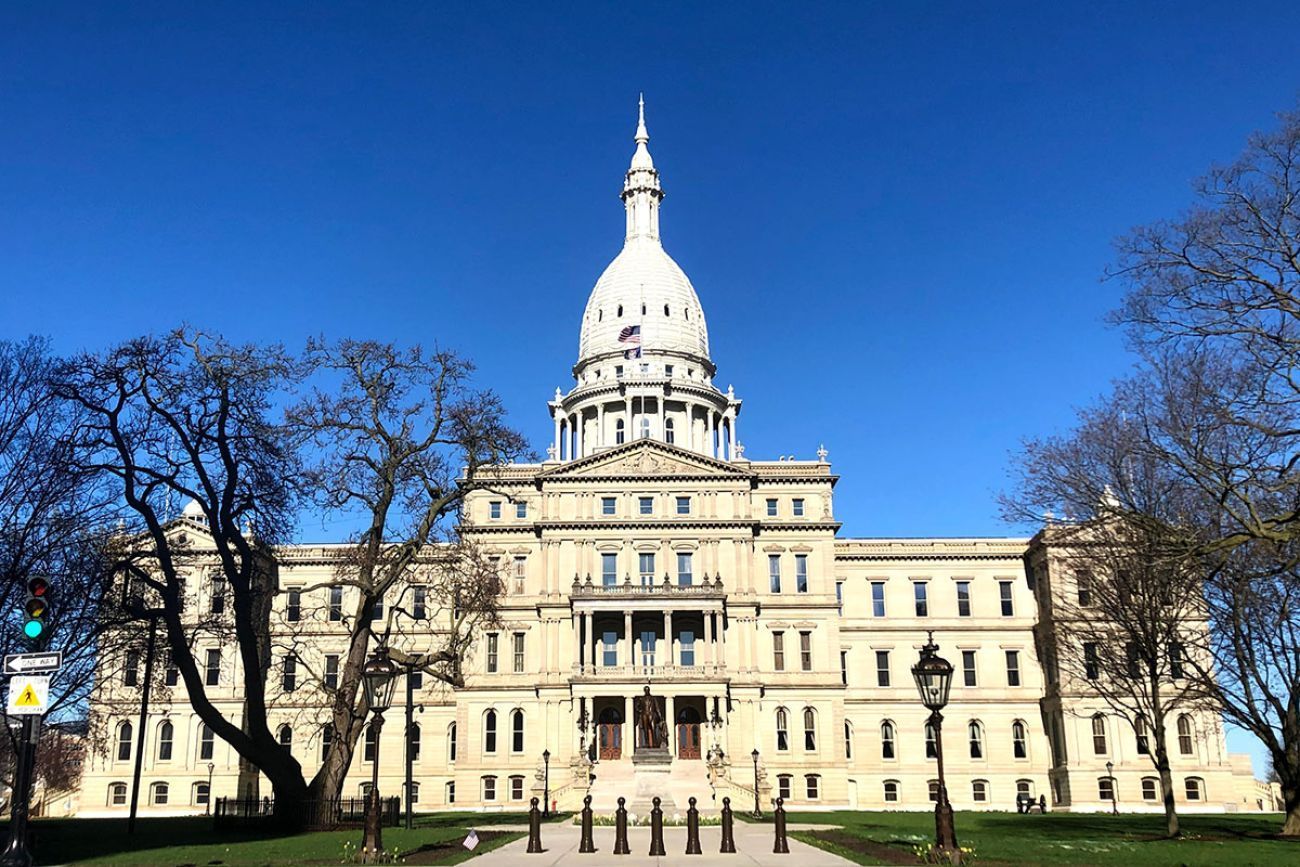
(23, 577), (50, 640)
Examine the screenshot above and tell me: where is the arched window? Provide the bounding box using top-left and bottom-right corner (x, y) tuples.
(598, 309), (603, 322)
(359, 782), (373, 798)
(1135, 715), (1150, 754)
(1091, 714), (1108, 755)
(927, 779), (940, 802)
(405, 781), (421, 804)
(364, 722), (377, 762)
(1011, 720), (1028, 759)
(617, 305), (623, 317)
(445, 780), (456, 804)
(482, 775), (498, 801)
(409, 722), (421, 762)
(1177, 714), (1194, 755)
(972, 779), (989, 803)
(117, 721), (133, 762)
(157, 720), (174, 761)
(641, 303), (647, 315)
(278, 725), (292, 750)
(775, 708), (790, 751)
(448, 722), (458, 762)
(880, 720), (896, 759)
(615, 418), (625, 445)
(1016, 779), (1033, 799)
(664, 417), (675, 444)
(805, 774), (821, 799)
(844, 721), (854, 760)
(320, 724), (334, 762)
(1141, 777), (1159, 800)
(484, 709), (498, 754)
(802, 707), (817, 751)
(511, 710), (525, 753)
(925, 720), (938, 759)
(199, 723), (215, 761)
(968, 721), (984, 759)
(883, 780), (900, 802)
(150, 782), (169, 805)
(664, 304), (670, 317)
(192, 781), (210, 806)
(1098, 776), (1115, 801)
(108, 782), (128, 806)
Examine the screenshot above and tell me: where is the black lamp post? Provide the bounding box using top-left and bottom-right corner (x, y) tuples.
(542, 749), (551, 817)
(751, 749), (761, 818)
(205, 762), (215, 816)
(1106, 761), (1118, 815)
(912, 632), (960, 865)
(360, 647), (399, 863)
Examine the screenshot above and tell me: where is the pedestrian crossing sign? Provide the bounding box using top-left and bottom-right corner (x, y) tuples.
(6, 675), (49, 715)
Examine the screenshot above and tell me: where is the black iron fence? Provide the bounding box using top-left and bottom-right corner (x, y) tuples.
(213, 796), (401, 831)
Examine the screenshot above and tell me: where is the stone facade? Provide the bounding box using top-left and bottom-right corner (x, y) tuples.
(78, 101), (1262, 817)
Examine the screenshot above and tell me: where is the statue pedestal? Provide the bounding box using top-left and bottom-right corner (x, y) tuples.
(631, 746), (672, 766)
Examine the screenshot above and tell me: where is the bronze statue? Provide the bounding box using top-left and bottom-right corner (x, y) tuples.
(635, 685), (666, 749)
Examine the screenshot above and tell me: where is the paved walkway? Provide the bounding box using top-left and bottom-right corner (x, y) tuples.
(469, 820), (856, 866)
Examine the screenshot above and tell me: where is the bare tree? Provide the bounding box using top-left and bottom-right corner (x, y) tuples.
(288, 339), (528, 803)
(54, 329), (312, 828)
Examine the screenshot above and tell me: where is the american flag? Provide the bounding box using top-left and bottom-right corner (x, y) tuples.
(618, 325), (642, 359)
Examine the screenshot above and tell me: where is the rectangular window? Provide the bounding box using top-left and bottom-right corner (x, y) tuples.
(800, 631), (813, 671)
(370, 593), (384, 621)
(286, 589), (301, 622)
(1006, 650), (1021, 686)
(512, 556), (526, 595)
(412, 586), (427, 620)
(510, 776), (525, 801)
(516, 501), (527, 519)
(282, 654), (297, 692)
(914, 582), (929, 617)
(483, 777), (497, 802)
(680, 630), (696, 667)
(639, 552), (655, 586)
(329, 586), (343, 621)
(664, 364), (674, 377)
(676, 496), (691, 515)
(602, 552), (618, 586)
(840, 650), (848, 685)
(795, 554), (808, 593)
(209, 576), (225, 615)
(603, 631), (618, 667)
(1084, 643), (1100, 680)
(792, 498), (805, 517)
(163, 652), (178, 687)
(778, 775), (792, 801)
(486, 634), (499, 673)
(766, 498), (778, 517)
(325, 655), (339, 689)
(835, 580), (844, 613)
(956, 581), (971, 617)
(410, 669), (423, 690)
(769, 555), (781, 593)
(639, 496), (653, 516)
(677, 552), (693, 586)
(601, 497), (616, 516)
(640, 629), (657, 667)
(876, 650), (891, 687)
(205, 649), (221, 686)
(871, 581), (886, 617)
(615, 365), (624, 379)
(124, 649), (140, 687)
(489, 501), (501, 519)
(1169, 642), (1184, 679)
(962, 650), (977, 687)
(805, 774), (820, 799)
(773, 631), (785, 671)
(1077, 572), (1093, 607)
(999, 581), (1014, 617)
(513, 633), (525, 673)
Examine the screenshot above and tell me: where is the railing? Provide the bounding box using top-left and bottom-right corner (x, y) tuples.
(572, 577), (725, 599)
(213, 796), (401, 831)
(571, 662), (727, 680)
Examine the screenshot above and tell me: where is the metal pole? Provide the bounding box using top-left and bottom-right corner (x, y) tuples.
(206, 763), (214, 815)
(1, 716), (37, 867)
(751, 751), (761, 818)
(127, 617), (158, 835)
(543, 751), (551, 817)
(405, 671), (414, 830)
(931, 711), (960, 860)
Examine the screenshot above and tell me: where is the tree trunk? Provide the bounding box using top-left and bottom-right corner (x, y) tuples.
(1151, 732), (1180, 838)
(1281, 785), (1300, 836)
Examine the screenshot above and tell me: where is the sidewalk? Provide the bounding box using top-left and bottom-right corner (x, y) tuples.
(468, 819), (856, 866)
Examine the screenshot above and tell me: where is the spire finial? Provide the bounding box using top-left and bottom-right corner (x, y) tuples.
(635, 93), (649, 144)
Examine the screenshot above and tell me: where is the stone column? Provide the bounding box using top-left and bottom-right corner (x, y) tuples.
(624, 395), (632, 444)
(575, 611), (584, 670)
(663, 610), (672, 668)
(553, 412), (561, 460)
(590, 612), (598, 670)
(665, 694), (677, 755)
(717, 610), (726, 669)
(575, 412), (584, 459)
(706, 411), (715, 458)
(703, 609), (714, 667)
(624, 694), (633, 756)
(597, 403), (605, 449)
(624, 611), (633, 672)
(725, 412), (735, 461)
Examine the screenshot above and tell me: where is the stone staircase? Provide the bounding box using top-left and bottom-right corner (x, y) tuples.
(586, 758), (718, 816)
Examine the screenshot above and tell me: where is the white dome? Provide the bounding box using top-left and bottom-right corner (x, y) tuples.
(578, 239), (710, 363)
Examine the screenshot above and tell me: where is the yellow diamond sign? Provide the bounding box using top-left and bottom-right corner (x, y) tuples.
(6, 675), (49, 716)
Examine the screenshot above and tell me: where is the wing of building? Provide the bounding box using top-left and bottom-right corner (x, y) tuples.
(80, 100), (1264, 817)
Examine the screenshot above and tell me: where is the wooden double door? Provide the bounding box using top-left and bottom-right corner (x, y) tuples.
(676, 707), (702, 759)
(598, 708), (622, 760)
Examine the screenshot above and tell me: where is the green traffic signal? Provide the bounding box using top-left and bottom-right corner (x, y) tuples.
(23, 619), (44, 639)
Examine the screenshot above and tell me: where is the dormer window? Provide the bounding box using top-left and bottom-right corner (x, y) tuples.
(617, 305), (623, 317)
(641, 303), (646, 315)
(665, 364), (674, 377)
(598, 309), (603, 321)
(615, 365), (624, 379)
(664, 304), (670, 316)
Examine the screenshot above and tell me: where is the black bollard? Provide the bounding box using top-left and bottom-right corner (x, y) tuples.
(720, 796), (736, 854)
(648, 796), (666, 856)
(613, 796), (631, 855)
(579, 794), (596, 853)
(685, 796), (702, 854)
(773, 797), (790, 854)
(527, 797), (543, 853)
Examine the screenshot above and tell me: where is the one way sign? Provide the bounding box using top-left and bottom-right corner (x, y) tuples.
(4, 652), (62, 676)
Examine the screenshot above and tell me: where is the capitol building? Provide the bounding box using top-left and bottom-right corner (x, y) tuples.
(81, 102), (1266, 818)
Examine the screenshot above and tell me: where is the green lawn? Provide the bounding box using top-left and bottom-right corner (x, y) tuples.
(775, 810), (1295, 866)
(4, 812), (537, 866)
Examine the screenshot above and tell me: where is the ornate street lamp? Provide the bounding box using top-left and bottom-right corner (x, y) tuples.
(912, 632), (960, 864)
(1106, 761), (1118, 815)
(542, 749), (551, 817)
(360, 647), (399, 863)
(205, 762), (215, 816)
(751, 749), (762, 818)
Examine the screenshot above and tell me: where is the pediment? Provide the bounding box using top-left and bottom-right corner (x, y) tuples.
(540, 440), (752, 481)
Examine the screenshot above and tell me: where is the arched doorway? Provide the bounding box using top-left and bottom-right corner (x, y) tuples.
(676, 707), (701, 760)
(598, 707), (622, 760)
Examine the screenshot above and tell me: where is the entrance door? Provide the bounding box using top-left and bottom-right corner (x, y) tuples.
(676, 707), (701, 759)
(598, 707), (622, 760)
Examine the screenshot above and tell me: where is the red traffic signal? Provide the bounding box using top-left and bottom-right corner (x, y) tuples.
(27, 577), (48, 597)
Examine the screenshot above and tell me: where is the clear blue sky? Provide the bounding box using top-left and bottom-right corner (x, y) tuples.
(3, 1), (1296, 772)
